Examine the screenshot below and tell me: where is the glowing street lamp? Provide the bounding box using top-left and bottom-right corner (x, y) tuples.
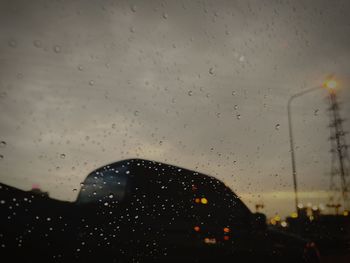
(287, 76), (338, 216)
(324, 79), (338, 90)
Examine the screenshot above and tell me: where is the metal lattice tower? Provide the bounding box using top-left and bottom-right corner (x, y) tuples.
(327, 90), (350, 213)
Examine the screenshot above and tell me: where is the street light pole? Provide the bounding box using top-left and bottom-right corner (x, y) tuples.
(287, 86), (321, 215)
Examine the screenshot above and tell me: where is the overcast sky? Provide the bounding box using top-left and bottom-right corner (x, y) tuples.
(0, 0), (349, 217)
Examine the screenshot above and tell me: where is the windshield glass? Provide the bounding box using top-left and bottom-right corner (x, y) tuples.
(1, 1), (349, 262)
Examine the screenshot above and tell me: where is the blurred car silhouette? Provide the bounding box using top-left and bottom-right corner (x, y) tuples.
(0, 158), (320, 262)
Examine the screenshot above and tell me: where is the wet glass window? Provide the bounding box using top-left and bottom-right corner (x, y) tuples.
(1, 0), (350, 262)
(77, 166), (129, 204)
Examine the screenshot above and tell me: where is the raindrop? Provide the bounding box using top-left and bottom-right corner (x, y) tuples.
(239, 55), (245, 62)
(314, 109), (319, 116)
(72, 188), (77, 192)
(188, 90), (193, 96)
(104, 202), (109, 206)
(134, 110), (139, 116)
(109, 194), (114, 199)
(129, 27), (135, 33)
(234, 105), (238, 110)
(0, 200), (5, 204)
(236, 114), (241, 120)
(0, 141), (6, 148)
(130, 5), (137, 12)
(33, 40), (41, 48)
(8, 39), (17, 48)
(232, 91), (236, 96)
(162, 13), (168, 19)
(0, 92), (7, 99)
(60, 153), (66, 159)
(275, 124), (280, 130)
(89, 80), (94, 86)
(53, 45), (61, 53)
(0, 155), (4, 160)
(209, 67), (215, 75)
(78, 65), (84, 71)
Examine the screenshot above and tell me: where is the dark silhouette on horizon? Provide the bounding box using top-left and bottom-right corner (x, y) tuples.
(1, 159), (320, 262)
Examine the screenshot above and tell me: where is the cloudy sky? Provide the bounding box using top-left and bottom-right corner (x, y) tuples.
(0, 0), (349, 217)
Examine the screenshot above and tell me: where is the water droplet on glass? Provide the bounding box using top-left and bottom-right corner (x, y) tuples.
(8, 39), (17, 48)
(239, 55), (245, 62)
(109, 194), (114, 199)
(232, 91), (236, 96)
(78, 65), (83, 71)
(134, 110), (139, 116)
(162, 13), (168, 19)
(0, 155), (4, 160)
(60, 153), (66, 159)
(0, 141), (6, 148)
(129, 26), (135, 33)
(209, 67), (215, 75)
(275, 124), (280, 130)
(236, 114), (241, 120)
(0, 92), (7, 99)
(188, 90), (193, 96)
(130, 5), (137, 12)
(234, 105), (238, 110)
(89, 80), (94, 86)
(72, 188), (77, 192)
(53, 45), (61, 53)
(33, 40), (41, 48)
(314, 109), (319, 116)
